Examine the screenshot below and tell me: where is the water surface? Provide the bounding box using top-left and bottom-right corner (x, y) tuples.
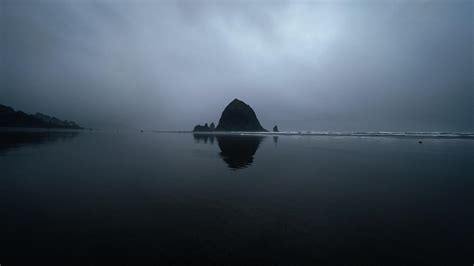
(1, 130), (473, 264)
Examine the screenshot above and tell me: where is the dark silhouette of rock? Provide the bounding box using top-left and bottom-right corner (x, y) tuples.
(34, 112), (80, 128)
(273, 125), (279, 132)
(0, 104), (82, 129)
(192, 99), (269, 132)
(194, 122), (216, 132)
(215, 99), (267, 132)
(193, 123), (211, 132)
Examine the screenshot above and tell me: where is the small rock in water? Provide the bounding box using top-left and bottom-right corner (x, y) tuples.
(193, 123), (211, 132)
(418, 141), (422, 144)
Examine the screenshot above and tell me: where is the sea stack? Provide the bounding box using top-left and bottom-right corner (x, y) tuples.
(215, 99), (267, 132)
(273, 125), (279, 132)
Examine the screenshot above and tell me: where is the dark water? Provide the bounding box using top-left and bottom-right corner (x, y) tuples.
(1, 130), (473, 265)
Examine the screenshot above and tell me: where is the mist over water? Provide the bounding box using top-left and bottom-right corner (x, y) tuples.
(1, 0), (473, 263)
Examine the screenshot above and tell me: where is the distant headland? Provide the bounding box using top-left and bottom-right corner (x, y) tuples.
(194, 99), (276, 132)
(0, 104), (82, 129)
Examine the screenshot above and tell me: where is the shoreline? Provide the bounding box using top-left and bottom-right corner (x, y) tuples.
(156, 130), (474, 140)
(1, 127), (472, 139)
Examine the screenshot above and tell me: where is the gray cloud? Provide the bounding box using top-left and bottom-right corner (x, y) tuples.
(1, 0), (472, 131)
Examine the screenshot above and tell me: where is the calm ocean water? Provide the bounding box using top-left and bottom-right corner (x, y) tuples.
(1, 130), (473, 264)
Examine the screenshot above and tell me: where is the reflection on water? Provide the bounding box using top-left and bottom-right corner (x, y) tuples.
(217, 135), (264, 170)
(0, 131), (79, 153)
(193, 134), (264, 170)
(1, 131), (473, 264)
(193, 133), (215, 144)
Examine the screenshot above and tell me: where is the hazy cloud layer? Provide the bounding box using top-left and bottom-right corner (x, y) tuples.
(1, 0), (472, 131)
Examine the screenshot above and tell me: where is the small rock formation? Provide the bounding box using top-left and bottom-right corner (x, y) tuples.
(193, 123), (211, 132)
(209, 122), (215, 131)
(215, 99), (267, 132)
(273, 125), (279, 132)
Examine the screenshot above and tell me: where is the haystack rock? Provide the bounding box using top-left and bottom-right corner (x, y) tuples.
(215, 99), (267, 132)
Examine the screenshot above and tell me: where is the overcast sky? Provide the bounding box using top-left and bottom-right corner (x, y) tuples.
(1, 0), (472, 131)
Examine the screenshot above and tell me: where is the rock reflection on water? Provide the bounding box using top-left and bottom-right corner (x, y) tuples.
(193, 133), (215, 144)
(193, 133), (264, 170)
(217, 135), (264, 170)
